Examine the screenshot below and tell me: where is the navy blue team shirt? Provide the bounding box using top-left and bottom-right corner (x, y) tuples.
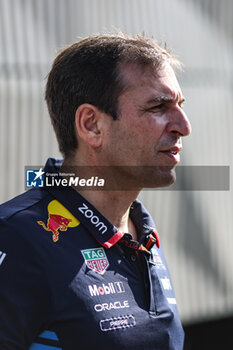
(0, 158), (184, 349)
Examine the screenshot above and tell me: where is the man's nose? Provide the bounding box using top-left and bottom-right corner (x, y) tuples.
(167, 107), (191, 137)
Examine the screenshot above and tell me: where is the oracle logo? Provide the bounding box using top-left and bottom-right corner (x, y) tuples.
(94, 300), (129, 312)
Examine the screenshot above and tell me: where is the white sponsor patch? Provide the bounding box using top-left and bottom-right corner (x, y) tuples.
(0, 251), (6, 266)
(100, 315), (136, 332)
(167, 298), (177, 305)
(78, 203), (107, 234)
(94, 300), (129, 312)
(160, 276), (172, 291)
(151, 248), (167, 270)
(89, 281), (125, 296)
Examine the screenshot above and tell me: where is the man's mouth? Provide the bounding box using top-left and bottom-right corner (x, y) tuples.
(159, 146), (182, 164)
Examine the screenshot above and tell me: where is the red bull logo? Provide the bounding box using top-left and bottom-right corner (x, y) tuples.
(37, 200), (80, 242)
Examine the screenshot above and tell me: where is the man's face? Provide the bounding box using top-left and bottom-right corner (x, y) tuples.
(103, 62), (191, 188)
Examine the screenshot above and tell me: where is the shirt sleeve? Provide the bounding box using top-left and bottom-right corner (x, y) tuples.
(0, 219), (52, 350)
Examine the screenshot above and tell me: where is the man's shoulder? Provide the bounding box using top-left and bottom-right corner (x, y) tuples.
(0, 157), (64, 222)
(0, 189), (55, 262)
(0, 188), (50, 221)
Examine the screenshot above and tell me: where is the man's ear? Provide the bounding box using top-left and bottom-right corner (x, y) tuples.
(75, 104), (103, 148)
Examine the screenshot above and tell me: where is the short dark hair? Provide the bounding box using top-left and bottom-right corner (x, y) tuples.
(45, 33), (181, 158)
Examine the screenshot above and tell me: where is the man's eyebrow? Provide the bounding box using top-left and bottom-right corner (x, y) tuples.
(146, 95), (186, 105)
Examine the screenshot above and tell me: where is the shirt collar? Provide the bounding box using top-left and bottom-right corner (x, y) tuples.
(43, 158), (160, 250)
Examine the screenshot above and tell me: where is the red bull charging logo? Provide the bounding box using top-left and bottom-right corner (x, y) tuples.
(37, 200), (80, 242)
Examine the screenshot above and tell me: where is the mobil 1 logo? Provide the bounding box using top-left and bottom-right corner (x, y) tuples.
(89, 281), (125, 297)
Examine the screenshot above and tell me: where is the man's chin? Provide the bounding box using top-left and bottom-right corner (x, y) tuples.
(142, 166), (177, 189)
(156, 172), (176, 188)
(97, 165), (177, 190)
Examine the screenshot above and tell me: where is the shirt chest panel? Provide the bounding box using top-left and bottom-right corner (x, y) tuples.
(49, 244), (182, 349)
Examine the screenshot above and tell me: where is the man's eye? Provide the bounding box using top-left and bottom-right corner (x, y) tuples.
(148, 104), (164, 111)
(147, 103), (164, 112)
(142, 104), (166, 114)
(154, 104), (163, 109)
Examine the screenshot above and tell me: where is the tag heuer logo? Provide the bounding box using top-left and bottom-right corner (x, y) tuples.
(81, 248), (109, 275)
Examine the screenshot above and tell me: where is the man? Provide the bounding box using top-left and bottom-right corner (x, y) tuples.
(0, 33), (191, 349)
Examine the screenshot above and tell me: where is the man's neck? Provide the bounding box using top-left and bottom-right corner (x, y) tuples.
(78, 190), (139, 240)
(61, 156), (141, 240)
